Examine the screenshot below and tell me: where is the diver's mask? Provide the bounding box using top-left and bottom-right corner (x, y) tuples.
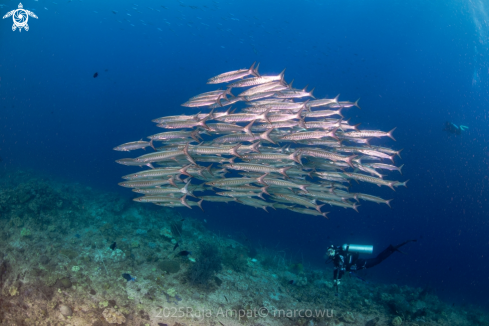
(327, 247), (336, 257)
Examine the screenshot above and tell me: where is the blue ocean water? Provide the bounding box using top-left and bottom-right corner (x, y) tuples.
(1, 0), (488, 310)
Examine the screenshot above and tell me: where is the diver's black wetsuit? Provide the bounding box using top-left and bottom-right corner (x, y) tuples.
(443, 121), (461, 135)
(331, 245), (396, 282)
(330, 240), (416, 283)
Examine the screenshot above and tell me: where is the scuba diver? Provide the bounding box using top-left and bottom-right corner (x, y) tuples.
(326, 240), (416, 295)
(443, 122), (468, 136)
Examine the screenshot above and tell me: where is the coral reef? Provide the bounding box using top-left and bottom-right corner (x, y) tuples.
(103, 307), (126, 324)
(0, 169), (486, 326)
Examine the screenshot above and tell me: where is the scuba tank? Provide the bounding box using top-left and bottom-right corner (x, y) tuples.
(342, 244), (373, 254)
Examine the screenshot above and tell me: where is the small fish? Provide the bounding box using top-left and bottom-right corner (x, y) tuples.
(224, 295), (228, 302)
(93, 72), (98, 78)
(173, 242), (179, 251)
(288, 280), (295, 284)
(110, 242), (117, 250)
(122, 273), (136, 282)
(112, 10), (117, 14)
(177, 250), (191, 256)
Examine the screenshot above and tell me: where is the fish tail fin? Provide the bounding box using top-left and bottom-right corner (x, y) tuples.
(295, 107), (305, 121)
(333, 93), (340, 104)
(329, 127), (340, 141)
(250, 141), (261, 153)
(387, 127), (396, 141)
(183, 143), (197, 165)
(309, 87), (316, 99)
(354, 98), (361, 109)
(299, 184), (309, 193)
(261, 128), (276, 144)
(230, 143), (242, 158)
(322, 212), (330, 219)
(179, 164), (193, 177)
(386, 199), (393, 208)
(243, 119), (255, 136)
(280, 166), (293, 178)
(279, 68), (286, 82)
(190, 130), (201, 142)
(353, 204), (360, 213)
(353, 123), (361, 131)
(149, 138), (156, 150)
(287, 79), (294, 88)
(337, 107), (344, 118)
(257, 173), (269, 185)
(403, 180), (409, 188)
(397, 148), (403, 158)
(262, 108), (272, 124)
(261, 186), (270, 195)
(249, 61), (257, 76)
(398, 164), (404, 175)
(345, 155), (356, 168)
(205, 163), (214, 176)
(226, 87), (235, 98)
(298, 118), (307, 129)
(180, 195), (192, 209)
(316, 203), (325, 213)
(389, 154), (396, 163)
(291, 151), (303, 165)
(388, 182), (396, 191)
(197, 199), (204, 211)
(168, 176), (178, 188)
(253, 62), (261, 77)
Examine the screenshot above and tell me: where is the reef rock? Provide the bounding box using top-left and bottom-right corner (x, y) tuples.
(59, 305), (72, 316)
(103, 308), (126, 324)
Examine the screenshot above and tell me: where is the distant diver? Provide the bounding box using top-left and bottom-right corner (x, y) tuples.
(93, 72), (98, 78)
(443, 121), (468, 136)
(326, 241), (416, 295)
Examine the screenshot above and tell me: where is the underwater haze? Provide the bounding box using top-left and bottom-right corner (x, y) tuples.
(1, 0), (489, 324)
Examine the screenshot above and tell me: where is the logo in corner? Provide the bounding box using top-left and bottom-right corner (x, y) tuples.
(3, 3), (38, 32)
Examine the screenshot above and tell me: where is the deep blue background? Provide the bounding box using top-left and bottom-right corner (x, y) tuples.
(1, 0), (489, 308)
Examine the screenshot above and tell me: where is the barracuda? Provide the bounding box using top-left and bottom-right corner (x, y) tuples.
(343, 172), (397, 191)
(287, 207), (329, 218)
(117, 64), (406, 217)
(272, 194), (324, 212)
(343, 128), (396, 141)
(356, 193), (392, 207)
(241, 151), (302, 165)
(113, 140), (151, 152)
(216, 191), (266, 200)
(119, 178), (175, 188)
(209, 96), (244, 108)
(122, 165), (193, 180)
(189, 88), (234, 101)
(301, 148), (356, 168)
(219, 110), (270, 123)
(239, 81), (286, 97)
(228, 69), (286, 87)
(321, 199), (360, 212)
(223, 163), (292, 177)
(207, 62), (259, 84)
(280, 129), (339, 141)
(212, 128), (275, 144)
(274, 86), (315, 99)
(368, 163), (403, 174)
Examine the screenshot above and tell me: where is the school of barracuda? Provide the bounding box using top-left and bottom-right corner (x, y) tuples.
(115, 63), (407, 219)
